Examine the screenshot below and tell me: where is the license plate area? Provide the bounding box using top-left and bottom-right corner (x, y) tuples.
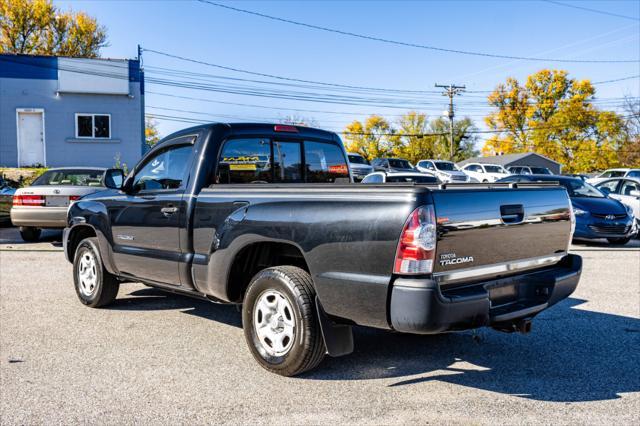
(46, 196), (69, 207)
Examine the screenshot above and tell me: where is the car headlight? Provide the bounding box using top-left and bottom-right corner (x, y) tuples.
(572, 206), (588, 216)
(625, 204), (634, 217)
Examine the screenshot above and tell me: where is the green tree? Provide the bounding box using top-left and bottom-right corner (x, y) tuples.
(0, 0), (107, 57)
(483, 69), (627, 172)
(428, 117), (480, 162)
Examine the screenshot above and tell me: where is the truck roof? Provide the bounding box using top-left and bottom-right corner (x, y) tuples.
(159, 122), (340, 144)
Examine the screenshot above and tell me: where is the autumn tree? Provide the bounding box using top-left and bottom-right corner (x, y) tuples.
(0, 0), (107, 57)
(343, 115), (393, 160)
(483, 69), (628, 172)
(619, 96), (640, 167)
(427, 117), (479, 162)
(145, 117), (160, 148)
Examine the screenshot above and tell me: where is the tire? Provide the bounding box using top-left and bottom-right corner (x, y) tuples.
(482, 179), (489, 183)
(242, 266), (325, 376)
(19, 226), (41, 242)
(73, 237), (119, 308)
(607, 237), (631, 245)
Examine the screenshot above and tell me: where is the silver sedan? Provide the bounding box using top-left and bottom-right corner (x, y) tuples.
(11, 167), (109, 241)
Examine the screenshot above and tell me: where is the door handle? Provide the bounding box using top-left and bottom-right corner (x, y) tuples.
(141, 195), (156, 200)
(500, 204), (524, 224)
(161, 206), (179, 217)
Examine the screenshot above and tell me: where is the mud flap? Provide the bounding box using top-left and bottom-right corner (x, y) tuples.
(315, 296), (354, 357)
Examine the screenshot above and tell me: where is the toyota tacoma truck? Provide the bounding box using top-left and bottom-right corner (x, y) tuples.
(63, 123), (581, 376)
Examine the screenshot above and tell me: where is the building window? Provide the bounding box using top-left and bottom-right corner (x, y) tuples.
(75, 114), (111, 139)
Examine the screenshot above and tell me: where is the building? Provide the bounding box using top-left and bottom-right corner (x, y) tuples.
(457, 152), (562, 174)
(0, 54), (144, 168)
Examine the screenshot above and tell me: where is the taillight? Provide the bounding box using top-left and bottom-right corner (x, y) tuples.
(69, 195), (81, 202)
(394, 205), (437, 274)
(13, 195), (45, 206)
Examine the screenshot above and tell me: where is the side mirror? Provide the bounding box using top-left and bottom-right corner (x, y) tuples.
(630, 189), (640, 198)
(104, 168), (125, 189)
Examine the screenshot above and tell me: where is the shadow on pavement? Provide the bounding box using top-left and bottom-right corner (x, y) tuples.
(111, 287), (242, 328)
(107, 288), (639, 402)
(0, 227), (63, 245)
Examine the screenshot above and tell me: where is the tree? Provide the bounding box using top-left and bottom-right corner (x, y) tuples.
(0, 0), (107, 57)
(428, 117), (480, 162)
(145, 117), (160, 148)
(619, 96), (640, 167)
(343, 115), (393, 160)
(483, 69), (628, 172)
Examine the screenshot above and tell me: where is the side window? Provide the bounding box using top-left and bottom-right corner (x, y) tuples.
(133, 144), (193, 191)
(620, 180), (640, 196)
(217, 138), (272, 184)
(304, 141), (349, 183)
(273, 141), (302, 183)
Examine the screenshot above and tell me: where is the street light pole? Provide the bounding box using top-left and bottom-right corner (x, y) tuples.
(435, 83), (466, 161)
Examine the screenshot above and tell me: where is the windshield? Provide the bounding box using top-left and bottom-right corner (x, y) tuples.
(348, 155), (368, 165)
(386, 175), (438, 183)
(530, 167), (552, 175)
(32, 169), (104, 186)
(388, 159), (412, 169)
(484, 165), (507, 174)
(561, 179), (604, 198)
(434, 161), (456, 171)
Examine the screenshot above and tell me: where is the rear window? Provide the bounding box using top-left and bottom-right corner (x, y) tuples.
(32, 169), (104, 186)
(216, 138), (348, 184)
(388, 159), (412, 169)
(627, 170), (640, 178)
(305, 141), (349, 183)
(386, 175), (438, 183)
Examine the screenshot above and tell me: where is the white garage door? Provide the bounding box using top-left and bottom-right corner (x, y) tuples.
(17, 110), (45, 167)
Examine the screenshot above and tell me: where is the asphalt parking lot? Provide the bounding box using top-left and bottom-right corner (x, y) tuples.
(0, 227), (638, 424)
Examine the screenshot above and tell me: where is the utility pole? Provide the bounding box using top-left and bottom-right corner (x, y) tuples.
(435, 83), (465, 161)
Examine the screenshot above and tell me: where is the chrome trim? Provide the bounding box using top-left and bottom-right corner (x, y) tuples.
(433, 253), (566, 285)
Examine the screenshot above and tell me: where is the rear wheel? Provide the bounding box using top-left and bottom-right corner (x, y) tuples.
(607, 237), (631, 245)
(242, 266), (325, 376)
(73, 237), (119, 308)
(19, 226), (41, 242)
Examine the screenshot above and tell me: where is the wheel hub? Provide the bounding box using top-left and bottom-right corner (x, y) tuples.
(77, 251), (98, 297)
(253, 290), (295, 357)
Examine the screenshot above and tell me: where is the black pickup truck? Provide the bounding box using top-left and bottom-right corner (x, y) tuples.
(64, 123), (582, 376)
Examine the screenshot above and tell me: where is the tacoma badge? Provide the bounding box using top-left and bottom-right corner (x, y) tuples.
(439, 252), (474, 266)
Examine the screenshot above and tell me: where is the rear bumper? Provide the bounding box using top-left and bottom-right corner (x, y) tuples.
(10, 206), (68, 228)
(389, 254), (582, 334)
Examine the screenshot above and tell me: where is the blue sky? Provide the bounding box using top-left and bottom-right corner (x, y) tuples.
(57, 0), (640, 142)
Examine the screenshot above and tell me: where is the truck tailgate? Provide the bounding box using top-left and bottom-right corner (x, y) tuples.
(431, 186), (571, 285)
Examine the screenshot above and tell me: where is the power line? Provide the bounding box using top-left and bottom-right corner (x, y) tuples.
(542, 0), (640, 22)
(196, 0), (639, 63)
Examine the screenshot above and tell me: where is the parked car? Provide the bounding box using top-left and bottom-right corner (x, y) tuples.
(595, 178), (640, 233)
(11, 167), (112, 241)
(507, 166), (553, 175)
(415, 160), (470, 182)
(498, 174), (636, 244)
(0, 177), (16, 225)
(347, 153), (373, 181)
(371, 157), (415, 173)
(361, 171), (439, 184)
(63, 123), (581, 377)
(587, 168), (640, 185)
(460, 163), (510, 182)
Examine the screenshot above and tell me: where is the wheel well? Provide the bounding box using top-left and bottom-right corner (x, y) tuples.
(66, 225), (97, 261)
(227, 242), (309, 303)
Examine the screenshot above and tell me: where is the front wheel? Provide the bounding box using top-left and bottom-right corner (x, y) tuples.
(607, 237), (631, 245)
(242, 266), (325, 376)
(19, 226), (41, 242)
(73, 237), (119, 307)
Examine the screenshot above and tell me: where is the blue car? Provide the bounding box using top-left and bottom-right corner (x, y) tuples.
(498, 175), (636, 245)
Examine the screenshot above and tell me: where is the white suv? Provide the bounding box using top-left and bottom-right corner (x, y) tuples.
(587, 168), (640, 185)
(460, 163), (510, 183)
(416, 160), (470, 183)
